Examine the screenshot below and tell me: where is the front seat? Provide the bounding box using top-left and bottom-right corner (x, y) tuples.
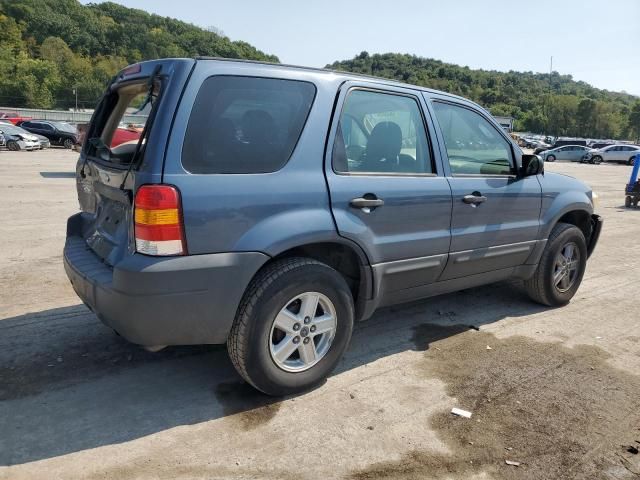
(362, 121), (416, 173)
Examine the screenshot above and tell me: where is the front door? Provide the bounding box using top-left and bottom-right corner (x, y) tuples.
(427, 97), (542, 280)
(325, 84), (452, 301)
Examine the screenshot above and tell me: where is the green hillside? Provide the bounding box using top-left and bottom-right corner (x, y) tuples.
(1, 1), (638, 140)
(329, 52), (640, 140)
(0, 0), (277, 109)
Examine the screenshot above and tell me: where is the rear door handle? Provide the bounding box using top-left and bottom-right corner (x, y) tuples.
(350, 196), (384, 209)
(462, 193), (487, 205)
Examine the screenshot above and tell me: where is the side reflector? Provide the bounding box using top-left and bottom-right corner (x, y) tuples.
(134, 185), (186, 256)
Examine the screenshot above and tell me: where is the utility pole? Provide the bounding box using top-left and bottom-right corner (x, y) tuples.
(73, 86), (78, 114)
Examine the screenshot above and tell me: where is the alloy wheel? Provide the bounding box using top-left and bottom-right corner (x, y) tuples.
(553, 242), (580, 293)
(269, 292), (337, 372)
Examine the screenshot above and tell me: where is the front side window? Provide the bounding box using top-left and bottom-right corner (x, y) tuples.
(332, 89), (432, 174)
(183, 76), (316, 174)
(432, 101), (514, 175)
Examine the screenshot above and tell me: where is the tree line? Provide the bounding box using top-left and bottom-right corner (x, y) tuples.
(329, 52), (640, 141)
(0, 0), (277, 109)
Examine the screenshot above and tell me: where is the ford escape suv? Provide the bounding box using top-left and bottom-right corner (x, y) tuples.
(64, 58), (602, 395)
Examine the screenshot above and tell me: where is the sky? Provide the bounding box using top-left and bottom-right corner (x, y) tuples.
(84, 0), (640, 95)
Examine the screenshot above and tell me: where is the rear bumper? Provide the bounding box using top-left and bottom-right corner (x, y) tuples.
(63, 213), (269, 346)
(587, 214), (603, 258)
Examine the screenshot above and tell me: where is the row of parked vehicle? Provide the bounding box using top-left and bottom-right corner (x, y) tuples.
(539, 144), (640, 165)
(516, 134), (640, 166)
(0, 115), (80, 151)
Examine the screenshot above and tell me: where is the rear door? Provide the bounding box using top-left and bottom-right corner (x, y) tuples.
(426, 96), (542, 280)
(325, 82), (452, 301)
(75, 59), (195, 265)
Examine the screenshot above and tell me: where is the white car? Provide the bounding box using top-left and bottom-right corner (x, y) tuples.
(586, 145), (640, 165)
(0, 123), (41, 151)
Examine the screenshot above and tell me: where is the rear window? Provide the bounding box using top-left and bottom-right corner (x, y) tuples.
(182, 76), (316, 174)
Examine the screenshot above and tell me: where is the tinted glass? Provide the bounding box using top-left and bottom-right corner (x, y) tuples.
(183, 76), (316, 174)
(333, 90), (432, 174)
(433, 102), (513, 175)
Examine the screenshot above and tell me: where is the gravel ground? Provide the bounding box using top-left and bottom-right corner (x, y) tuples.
(1, 149), (639, 480)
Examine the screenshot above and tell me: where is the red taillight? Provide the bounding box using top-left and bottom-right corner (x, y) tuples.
(134, 185), (186, 256)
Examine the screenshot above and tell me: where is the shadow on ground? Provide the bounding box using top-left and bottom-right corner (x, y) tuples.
(0, 281), (548, 466)
(39, 171), (76, 178)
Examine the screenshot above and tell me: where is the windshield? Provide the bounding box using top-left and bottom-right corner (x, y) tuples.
(54, 122), (78, 134)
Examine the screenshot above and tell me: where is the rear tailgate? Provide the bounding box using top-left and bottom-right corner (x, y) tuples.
(75, 59), (195, 266)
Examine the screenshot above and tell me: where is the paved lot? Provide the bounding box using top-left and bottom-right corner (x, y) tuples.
(1, 149), (639, 480)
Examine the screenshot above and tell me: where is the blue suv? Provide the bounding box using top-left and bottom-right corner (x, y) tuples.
(64, 58), (602, 395)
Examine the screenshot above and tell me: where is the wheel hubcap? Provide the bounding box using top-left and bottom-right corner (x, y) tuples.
(553, 242), (580, 293)
(269, 292), (337, 372)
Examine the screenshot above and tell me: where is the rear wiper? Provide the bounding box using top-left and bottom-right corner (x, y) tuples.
(120, 64), (163, 190)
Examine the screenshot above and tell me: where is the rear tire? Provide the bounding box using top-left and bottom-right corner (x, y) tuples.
(626, 196), (633, 208)
(63, 138), (74, 149)
(547, 155), (556, 162)
(525, 223), (587, 307)
(228, 257), (354, 396)
(628, 157), (636, 166)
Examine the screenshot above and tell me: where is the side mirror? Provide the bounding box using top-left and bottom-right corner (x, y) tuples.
(521, 154), (544, 177)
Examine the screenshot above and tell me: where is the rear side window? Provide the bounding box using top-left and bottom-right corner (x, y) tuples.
(182, 76), (316, 174)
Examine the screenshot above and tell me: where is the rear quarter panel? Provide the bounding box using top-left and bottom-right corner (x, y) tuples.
(162, 62), (344, 256)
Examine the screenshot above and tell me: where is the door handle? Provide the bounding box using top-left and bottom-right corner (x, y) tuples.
(350, 196), (384, 209)
(462, 193), (487, 205)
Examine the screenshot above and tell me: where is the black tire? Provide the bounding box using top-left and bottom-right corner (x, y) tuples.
(626, 196), (633, 208)
(628, 157), (636, 166)
(7, 140), (20, 151)
(63, 138), (74, 149)
(524, 223), (588, 307)
(547, 155), (556, 162)
(592, 155), (602, 164)
(228, 257), (354, 396)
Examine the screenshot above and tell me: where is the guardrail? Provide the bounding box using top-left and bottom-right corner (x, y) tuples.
(0, 107), (147, 125)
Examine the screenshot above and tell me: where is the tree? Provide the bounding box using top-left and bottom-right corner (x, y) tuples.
(628, 101), (640, 142)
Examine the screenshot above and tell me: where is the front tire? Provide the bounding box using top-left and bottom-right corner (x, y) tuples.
(547, 155), (556, 162)
(7, 140), (20, 151)
(525, 223), (587, 307)
(592, 155), (602, 164)
(628, 157), (636, 166)
(228, 257), (354, 396)
(63, 138), (74, 149)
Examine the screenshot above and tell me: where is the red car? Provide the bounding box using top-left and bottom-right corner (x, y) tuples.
(111, 126), (141, 147)
(0, 112), (32, 125)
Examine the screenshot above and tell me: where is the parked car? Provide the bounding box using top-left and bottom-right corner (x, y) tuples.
(532, 141), (552, 154)
(553, 138), (588, 148)
(0, 123), (40, 151)
(32, 133), (51, 149)
(584, 145), (640, 165)
(111, 125), (142, 147)
(539, 145), (596, 163)
(0, 111), (32, 125)
(63, 59), (602, 396)
(18, 120), (78, 149)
